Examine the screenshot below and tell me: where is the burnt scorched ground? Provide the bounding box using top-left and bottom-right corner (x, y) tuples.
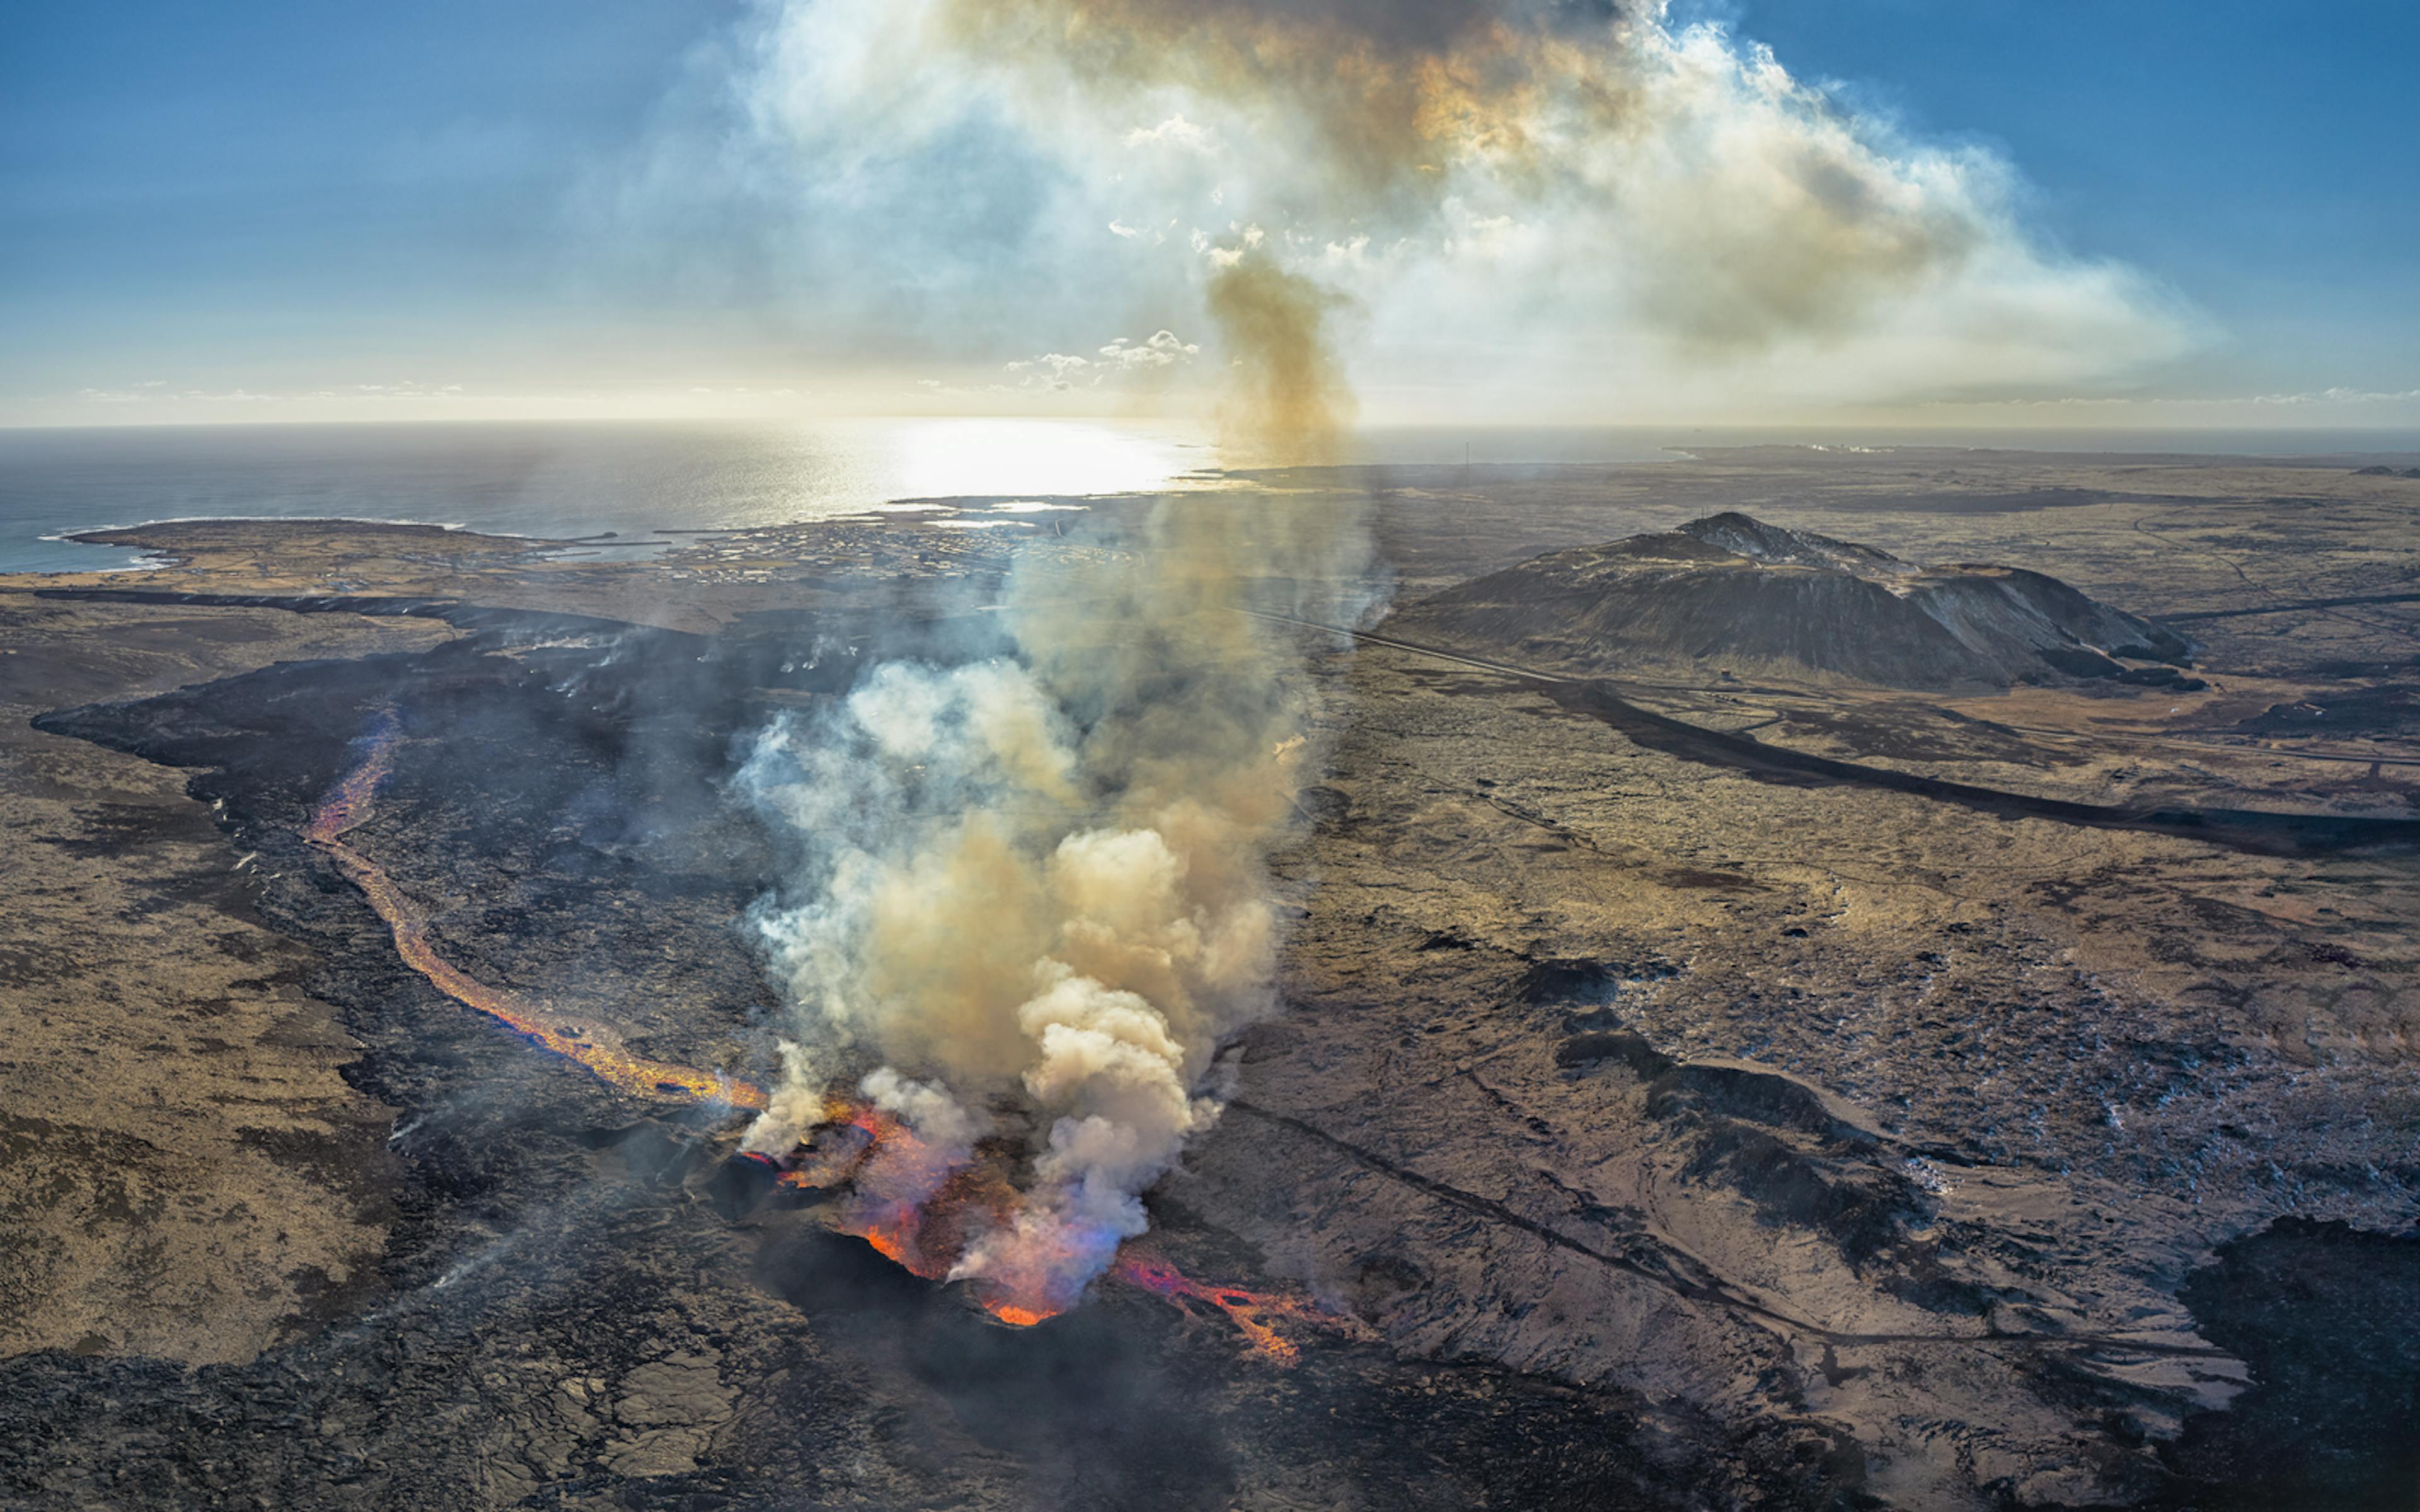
(2, 603), (1863, 1511)
(8, 448), (2418, 1510)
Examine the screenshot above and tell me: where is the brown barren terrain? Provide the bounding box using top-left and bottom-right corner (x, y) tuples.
(2, 445), (2414, 1509)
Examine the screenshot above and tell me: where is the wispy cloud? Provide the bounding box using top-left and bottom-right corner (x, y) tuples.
(1123, 114), (1218, 154)
(1002, 330), (1201, 390)
(2250, 386), (2420, 406)
(71, 380), (468, 406)
(1903, 386), (2420, 426)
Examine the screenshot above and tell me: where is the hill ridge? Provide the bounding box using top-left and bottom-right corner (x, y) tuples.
(1388, 513), (2199, 691)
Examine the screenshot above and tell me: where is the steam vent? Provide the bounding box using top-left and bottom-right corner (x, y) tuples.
(6, 4), (2419, 1510)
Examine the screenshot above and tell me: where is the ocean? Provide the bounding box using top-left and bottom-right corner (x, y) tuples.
(1, 418), (2414, 574)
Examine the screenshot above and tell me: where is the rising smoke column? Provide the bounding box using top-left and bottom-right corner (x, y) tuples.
(631, 0), (2189, 415)
(740, 515), (1359, 1314)
(725, 0), (2186, 1315)
(740, 231), (1367, 1315)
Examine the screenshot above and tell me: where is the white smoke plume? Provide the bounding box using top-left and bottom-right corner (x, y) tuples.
(740, 1039), (826, 1155)
(742, 490), (1364, 1311)
(718, 0), (2188, 1314)
(601, 0), (2194, 418)
(854, 1066), (988, 1217)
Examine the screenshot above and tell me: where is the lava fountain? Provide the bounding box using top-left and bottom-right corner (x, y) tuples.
(744, 1121), (1351, 1355)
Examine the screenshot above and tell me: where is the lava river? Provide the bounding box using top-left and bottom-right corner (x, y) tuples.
(307, 711), (1347, 1361)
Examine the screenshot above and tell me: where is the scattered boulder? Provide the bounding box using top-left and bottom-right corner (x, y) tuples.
(1554, 1031), (1674, 1077)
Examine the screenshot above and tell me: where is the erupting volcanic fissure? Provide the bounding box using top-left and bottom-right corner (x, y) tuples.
(737, 489), (1375, 1326)
(747, 1104), (1059, 1326)
(743, 1130), (1348, 1356)
(307, 713), (1351, 1358)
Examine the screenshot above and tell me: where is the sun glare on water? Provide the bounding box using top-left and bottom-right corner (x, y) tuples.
(879, 418), (1208, 501)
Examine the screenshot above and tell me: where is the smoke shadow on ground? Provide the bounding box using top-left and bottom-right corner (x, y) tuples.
(8, 581), (1904, 1509)
(749, 1219), (1242, 1510)
(2153, 1218), (2420, 1510)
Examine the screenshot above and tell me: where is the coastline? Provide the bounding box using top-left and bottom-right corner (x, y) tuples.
(3, 453), (2414, 1504)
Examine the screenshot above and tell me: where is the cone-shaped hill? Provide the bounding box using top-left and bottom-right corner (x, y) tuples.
(1390, 512), (2200, 691)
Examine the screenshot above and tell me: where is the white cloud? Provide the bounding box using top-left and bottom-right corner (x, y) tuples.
(1124, 114), (1218, 155)
(2251, 386), (2420, 406)
(1098, 331), (1199, 370)
(998, 330), (1200, 391)
(597, 0), (2207, 423)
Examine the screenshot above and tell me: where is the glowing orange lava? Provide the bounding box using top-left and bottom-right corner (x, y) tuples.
(770, 1102), (1044, 1320)
(308, 713), (766, 1113)
(316, 715), (1344, 1358)
(756, 1113), (1336, 1350)
(1109, 1247), (1345, 1363)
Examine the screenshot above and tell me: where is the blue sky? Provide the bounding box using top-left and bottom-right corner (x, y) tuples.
(1697, 1), (2420, 396)
(4, 1), (2413, 427)
(1, 3), (746, 406)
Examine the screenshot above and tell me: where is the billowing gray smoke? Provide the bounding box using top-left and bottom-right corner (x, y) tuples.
(740, 484), (1371, 1312)
(725, 0), (2180, 1314)
(630, 0), (2186, 416)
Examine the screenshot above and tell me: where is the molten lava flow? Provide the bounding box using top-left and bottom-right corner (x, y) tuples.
(1109, 1247), (1343, 1363)
(304, 711), (401, 845)
(754, 1104), (1348, 1351)
(316, 715), (1342, 1355)
(308, 713), (766, 1113)
(760, 1099), (1054, 1322)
